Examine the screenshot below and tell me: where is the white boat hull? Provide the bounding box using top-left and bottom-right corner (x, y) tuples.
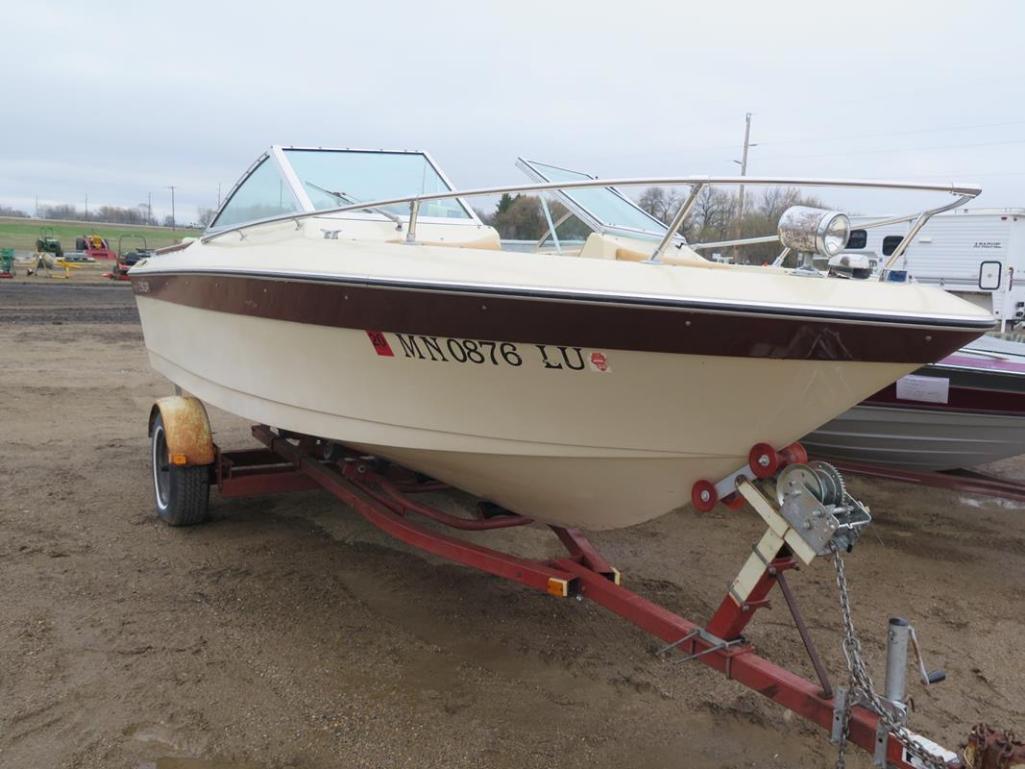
(138, 297), (917, 528)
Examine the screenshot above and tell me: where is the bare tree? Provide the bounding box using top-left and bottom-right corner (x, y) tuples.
(758, 187), (824, 223)
(671, 186), (833, 264)
(684, 188), (736, 243)
(38, 202), (173, 225)
(638, 187), (681, 224)
(40, 204), (79, 220)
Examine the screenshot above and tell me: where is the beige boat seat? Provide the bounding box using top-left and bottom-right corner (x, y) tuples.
(577, 232), (730, 268)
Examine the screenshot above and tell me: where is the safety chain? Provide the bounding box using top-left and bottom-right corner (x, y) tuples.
(831, 548), (953, 769)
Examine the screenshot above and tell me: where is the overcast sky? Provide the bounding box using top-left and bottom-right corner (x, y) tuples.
(4, 0), (1025, 223)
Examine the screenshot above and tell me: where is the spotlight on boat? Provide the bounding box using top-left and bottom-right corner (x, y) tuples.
(778, 206), (851, 257)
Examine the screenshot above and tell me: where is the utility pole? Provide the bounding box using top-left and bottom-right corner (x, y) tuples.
(84, 192), (89, 221)
(167, 186), (176, 230)
(732, 113), (756, 261)
(737, 112), (752, 226)
(217, 183), (222, 209)
(147, 192), (152, 224)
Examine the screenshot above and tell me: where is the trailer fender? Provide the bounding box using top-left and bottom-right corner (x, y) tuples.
(148, 396), (215, 467)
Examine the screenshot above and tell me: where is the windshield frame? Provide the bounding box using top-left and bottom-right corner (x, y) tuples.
(206, 145), (481, 234)
(516, 157), (675, 242)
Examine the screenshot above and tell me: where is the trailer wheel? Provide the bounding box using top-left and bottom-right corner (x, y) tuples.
(150, 412), (210, 526)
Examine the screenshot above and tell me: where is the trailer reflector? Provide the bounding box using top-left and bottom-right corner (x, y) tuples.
(547, 578), (569, 597)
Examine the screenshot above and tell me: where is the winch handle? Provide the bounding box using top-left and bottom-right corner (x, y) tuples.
(909, 625), (946, 686)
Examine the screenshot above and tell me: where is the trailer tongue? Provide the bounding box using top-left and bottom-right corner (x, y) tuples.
(149, 397), (1024, 769)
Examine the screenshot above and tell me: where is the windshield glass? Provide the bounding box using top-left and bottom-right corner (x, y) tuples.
(523, 160), (666, 235)
(212, 157), (301, 228)
(284, 149), (470, 219)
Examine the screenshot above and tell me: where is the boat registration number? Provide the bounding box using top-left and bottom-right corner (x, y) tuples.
(366, 331), (611, 373)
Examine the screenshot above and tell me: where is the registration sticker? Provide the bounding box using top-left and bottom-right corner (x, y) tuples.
(366, 330), (394, 357)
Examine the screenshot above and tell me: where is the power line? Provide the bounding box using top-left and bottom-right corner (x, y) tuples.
(664, 119), (1025, 157)
(897, 169), (1025, 179)
(756, 137), (1025, 162)
(753, 119), (1025, 148)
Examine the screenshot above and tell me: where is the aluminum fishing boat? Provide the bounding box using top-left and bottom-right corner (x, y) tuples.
(803, 335), (1025, 470)
(129, 146), (994, 529)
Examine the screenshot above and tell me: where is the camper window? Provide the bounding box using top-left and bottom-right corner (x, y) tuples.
(882, 235), (904, 256)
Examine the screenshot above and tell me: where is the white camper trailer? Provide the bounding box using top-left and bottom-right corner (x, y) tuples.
(845, 208), (1025, 325)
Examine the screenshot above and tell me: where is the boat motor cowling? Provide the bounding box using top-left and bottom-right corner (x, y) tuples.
(827, 252), (876, 280)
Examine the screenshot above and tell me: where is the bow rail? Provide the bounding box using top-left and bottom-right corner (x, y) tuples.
(201, 175), (981, 268)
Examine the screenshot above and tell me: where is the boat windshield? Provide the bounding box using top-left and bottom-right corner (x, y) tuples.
(518, 158), (668, 237)
(212, 157), (302, 228)
(283, 149), (471, 220)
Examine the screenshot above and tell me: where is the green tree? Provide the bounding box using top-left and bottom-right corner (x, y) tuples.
(495, 193), (516, 216)
(492, 195), (545, 240)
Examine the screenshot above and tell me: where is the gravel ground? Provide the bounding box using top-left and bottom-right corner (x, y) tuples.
(0, 282), (1022, 769)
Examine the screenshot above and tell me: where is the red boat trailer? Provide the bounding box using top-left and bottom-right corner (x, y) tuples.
(102, 267), (133, 282)
(199, 424), (1025, 769)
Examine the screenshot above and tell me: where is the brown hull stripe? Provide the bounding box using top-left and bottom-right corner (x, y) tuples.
(132, 272), (987, 363)
(865, 365), (1025, 414)
(866, 387), (1025, 414)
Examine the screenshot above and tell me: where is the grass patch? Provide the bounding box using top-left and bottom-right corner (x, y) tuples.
(0, 217), (201, 252)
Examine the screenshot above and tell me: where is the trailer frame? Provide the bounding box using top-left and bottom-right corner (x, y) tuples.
(200, 423), (988, 769)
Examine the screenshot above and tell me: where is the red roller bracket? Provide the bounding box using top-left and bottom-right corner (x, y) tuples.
(691, 479), (718, 512)
(779, 442), (808, 467)
(748, 442), (780, 479)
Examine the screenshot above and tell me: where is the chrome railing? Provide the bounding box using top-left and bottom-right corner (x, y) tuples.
(201, 176), (981, 269)
(767, 196), (974, 269)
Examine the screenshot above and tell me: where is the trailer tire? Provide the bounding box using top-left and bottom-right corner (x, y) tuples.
(150, 412), (210, 526)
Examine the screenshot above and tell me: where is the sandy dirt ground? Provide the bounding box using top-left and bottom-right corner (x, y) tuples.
(1, 282), (1023, 769)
